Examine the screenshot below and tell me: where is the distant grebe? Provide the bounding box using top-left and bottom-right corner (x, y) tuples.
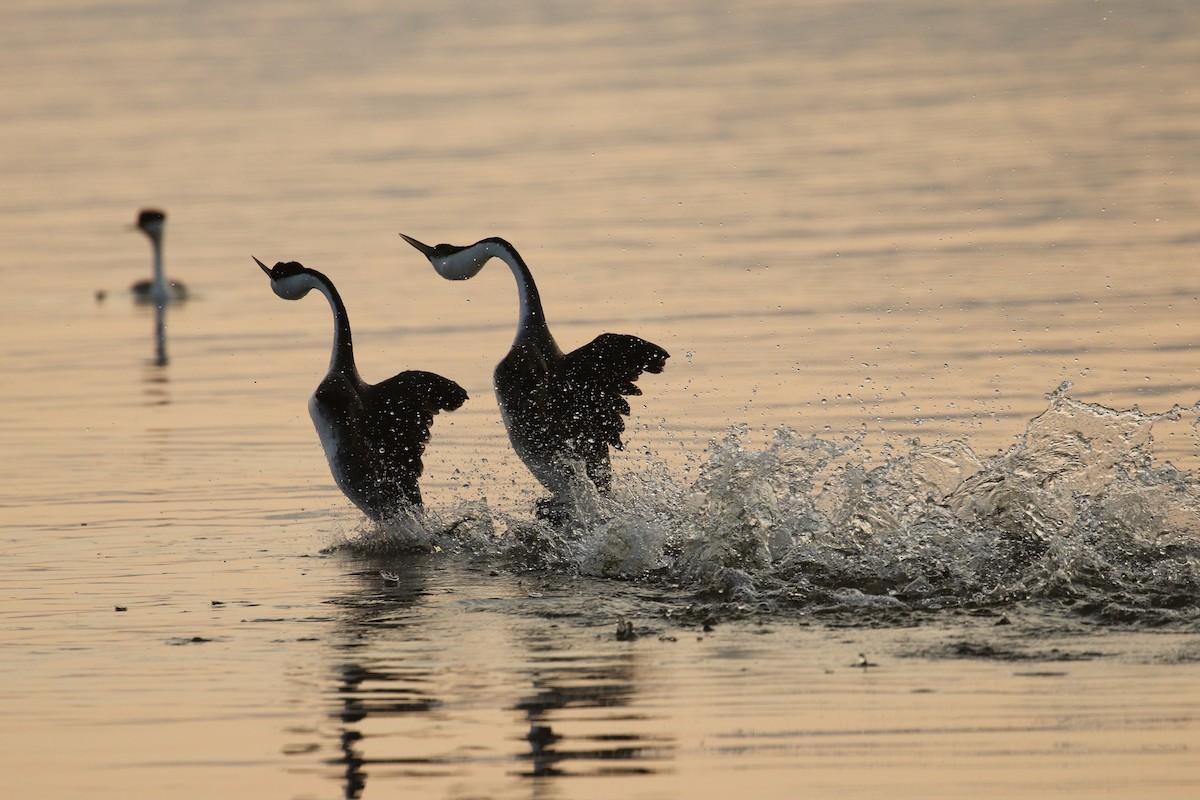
(131, 209), (189, 304)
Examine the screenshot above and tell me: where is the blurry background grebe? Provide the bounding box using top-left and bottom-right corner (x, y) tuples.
(0, 1), (1197, 798)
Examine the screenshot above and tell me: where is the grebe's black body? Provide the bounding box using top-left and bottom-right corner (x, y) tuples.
(400, 235), (667, 520)
(256, 258), (467, 520)
(132, 209), (189, 303)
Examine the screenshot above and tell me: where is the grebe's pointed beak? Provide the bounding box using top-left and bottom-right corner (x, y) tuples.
(253, 256), (271, 276)
(399, 233), (437, 259)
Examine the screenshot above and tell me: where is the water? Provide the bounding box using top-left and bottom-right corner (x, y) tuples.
(2, 0), (1199, 797)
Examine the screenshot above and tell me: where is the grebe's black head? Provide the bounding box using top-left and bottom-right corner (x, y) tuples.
(399, 233), (496, 280)
(254, 257), (321, 301)
(136, 208), (166, 236)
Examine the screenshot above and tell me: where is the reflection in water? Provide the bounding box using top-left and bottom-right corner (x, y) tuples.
(141, 364), (170, 405)
(332, 661), (443, 799)
(152, 301), (168, 366)
(322, 560), (437, 799)
(315, 557), (673, 798)
(514, 644), (672, 781)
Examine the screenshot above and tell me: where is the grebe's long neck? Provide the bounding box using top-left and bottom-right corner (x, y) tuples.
(482, 238), (556, 351)
(309, 274), (358, 380)
(149, 232), (167, 306)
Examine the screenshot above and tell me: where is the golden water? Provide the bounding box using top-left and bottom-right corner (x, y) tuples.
(1, 1), (1198, 797)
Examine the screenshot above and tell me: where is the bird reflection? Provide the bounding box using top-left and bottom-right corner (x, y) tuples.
(332, 660), (442, 798)
(513, 635), (671, 780)
(151, 302), (168, 367)
(317, 561), (435, 798)
(141, 364), (170, 405)
(314, 559), (673, 798)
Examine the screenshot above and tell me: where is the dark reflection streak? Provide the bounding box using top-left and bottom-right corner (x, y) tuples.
(329, 661), (446, 798)
(141, 364), (170, 407)
(153, 300), (168, 366)
(319, 559), (675, 797)
(324, 559), (437, 800)
(513, 636), (674, 783)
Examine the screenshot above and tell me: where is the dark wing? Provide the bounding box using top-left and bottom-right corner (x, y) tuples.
(376, 370), (469, 414)
(363, 370), (468, 476)
(560, 332), (669, 450)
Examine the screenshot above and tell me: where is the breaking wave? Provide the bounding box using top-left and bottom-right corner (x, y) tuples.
(339, 388), (1200, 629)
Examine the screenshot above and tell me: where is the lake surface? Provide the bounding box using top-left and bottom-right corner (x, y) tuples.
(1, 0), (1198, 797)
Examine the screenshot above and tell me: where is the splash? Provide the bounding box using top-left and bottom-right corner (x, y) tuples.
(339, 391), (1200, 628)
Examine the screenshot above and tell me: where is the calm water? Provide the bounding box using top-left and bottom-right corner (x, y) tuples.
(2, 0), (1199, 797)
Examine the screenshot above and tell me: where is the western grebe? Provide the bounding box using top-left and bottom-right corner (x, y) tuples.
(131, 209), (188, 304)
(256, 258), (467, 520)
(400, 235), (667, 521)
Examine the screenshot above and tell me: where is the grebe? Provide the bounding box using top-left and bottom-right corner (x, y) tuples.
(131, 209), (189, 304)
(400, 235), (667, 520)
(256, 257), (467, 520)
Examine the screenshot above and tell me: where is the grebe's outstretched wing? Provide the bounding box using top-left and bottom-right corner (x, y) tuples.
(560, 333), (668, 450)
(362, 371), (468, 472)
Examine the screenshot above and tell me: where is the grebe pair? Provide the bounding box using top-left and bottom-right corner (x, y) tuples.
(257, 236), (668, 522)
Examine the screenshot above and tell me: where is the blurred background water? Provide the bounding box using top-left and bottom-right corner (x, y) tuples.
(1, 1), (1198, 798)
